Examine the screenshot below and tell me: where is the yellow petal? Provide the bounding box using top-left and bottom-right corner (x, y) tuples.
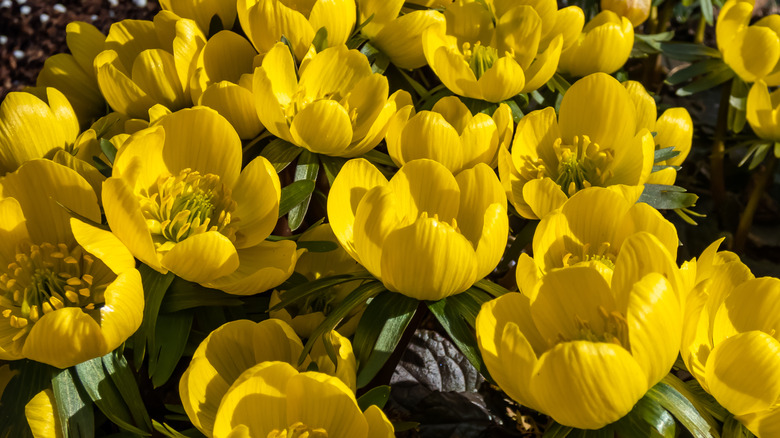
(515, 253), (542, 299)
(735, 26), (780, 82)
(656, 108), (693, 166)
(99, 269), (144, 352)
(298, 45), (372, 103)
(531, 341), (647, 429)
(364, 404), (395, 438)
(558, 12), (634, 77)
(746, 80), (780, 141)
(545, 6), (585, 50)
(521, 33), (563, 93)
(70, 218), (136, 275)
(161, 231), (239, 283)
(523, 177), (568, 219)
(158, 107), (242, 188)
(705, 331), (780, 416)
(327, 158), (388, 261)
(343, 74), (388, 143)
(611, 232), (682, 308)
(310, 331), (357, 392)
(286, 372), (366, 435)
(477, 55), (526, 103)
(309, 0), (356, 47)
(621, 202), (679, 259)
(245, 0), (314, 59)
(131, 48), (187, 110)
(199, 81), (264, 140)
(95, 50), (157, 119)
(66, 21), (106, 76)
(103, 19), (158, 71)
(494, 5), (541, 69)
(36, 54), (105, 125)
(231, 156), (279, 249)
(386, 159), (461, 224)
(102, 177), (162, 270)
(425, 36), (481, 98)
(605, 129), (655, 186)
(290, 100), (353, 155)
(623, 80), (657, 132)
(512, 106), (561, 170)
(23, 307), (108, 368)
(625, 272), (681, 387)
(395, 111), (463, 172)
(213, 362), (298, 438)
(0, 198), (29, 263)
(380, 215), (478, 300)
(373, 11), (445, 69)
(341, 88), (409, 158)
(25, 389), (62, 438)
(204, 240), (302, 295)
(352, 186), (399, 278)
(712, 277), (780, 345)
(202, 30), (257, 83)
(161, 0), (238, 34)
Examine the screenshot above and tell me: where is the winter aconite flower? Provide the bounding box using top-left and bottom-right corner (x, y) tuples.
(601, 0), (651, 27)
(717, 0), (780, 85)
(179, 318), (357, 437)
(328, 158), (508, 301)
(557, 11), (634, 77)
(747, 80), (780, 141)
(253, 42), (411, 157)
(101, 106), (301, 294)
(386, 96), (513, 174)
(94, 11), (206, 119)
(423, 0), (584, 101)
(478, 232), (683, 430)
(499, 73), (655, 219)
(160, 0), (237, 34)
(0, 160), (143, 369)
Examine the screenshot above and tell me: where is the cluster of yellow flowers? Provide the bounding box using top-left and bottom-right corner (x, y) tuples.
(1, 0), (779, 436)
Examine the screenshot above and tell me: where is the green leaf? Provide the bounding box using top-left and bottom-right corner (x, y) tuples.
(269, 273), (375, 311)
(543, 422), (573, 437)
(728, 77), (748, 133)
(0, 360), (55, 437)
(99, 138), (117, 165)
(75, 356), (150, 435)
(102, 351), (152, 432)
(150, 310), (193, 388)
(159, 278), (243, 313)
(288, 150), (320, 231)
(312, 26), (328, 52)
(659, 42), (721, 62)
(132, 265), (175, 369)
(353, 291), (419, 387)
(260, 138), (303, 173)
(357, 385), (391, 411)
(645, 375), (720, 438)
(278, 180), (316, 218)
(360, 42), (390, 74)
(654, 147), (681, 163)
(666, 59), (725, 86)
(361, 149), (397, 168)
(663, 374), (722, 431)
(738, 142), (772, 170)
(504, 98), (525, 123)
(319, 155), (347, 185)
(426, 289), (493, 380)
(676, 67), (734, 96)
(700, 0), (714, 24)
(614, 394), (676, 438)
(397, 68), (430, 98)
(652, 164), (682, 172)
(547, 73), (571, 94)
(299, 281), (386, 364)
(638, 184), (699, 210)
(295, 240), (339, 252)
(52, 368), (94, 438)
(722, 416), (755, 438)
(472, 279), (510, 297)
(152, 420), (202, 438)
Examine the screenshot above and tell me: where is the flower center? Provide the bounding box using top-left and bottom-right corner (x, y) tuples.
(553, 135), (614, 196)
(562, 242), (617, 270)
(0, 241), (111, 352)
(141, 168), (239, 251)
(463, 42), (498, 79)
(558, 306), (631, 349)
(268, 422), (328, 438)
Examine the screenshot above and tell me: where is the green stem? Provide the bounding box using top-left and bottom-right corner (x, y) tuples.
(711, 80), (731, 221)
(694, 15), (707, 44)
(734, 154), (777, 253)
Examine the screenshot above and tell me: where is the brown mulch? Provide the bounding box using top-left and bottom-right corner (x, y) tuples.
(0, 0), (159, 100)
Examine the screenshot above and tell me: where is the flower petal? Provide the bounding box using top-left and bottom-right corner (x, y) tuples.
(477, 55), (526, 103)
(70, 218), (136, 275)
(290, 100), (353, 155)
(386, 159), (461, 223)
(204, 240), (302, 295)
(373, 11), (445, 69)
(231, 157), (280, 249)
(364, 405), (395, 438)
(99, 269), (144, 352)
(199, 81), (264, 140)
(161, 232), (239, 283)
(202, 30), (257, 83)
(395, 111), (463, 172)
(286, 372), (367, 436)
(102, 177), (162, 270)
(0, 198), (29, 263)
(23, 307), (108, 369)
(309, 0), (356, 47)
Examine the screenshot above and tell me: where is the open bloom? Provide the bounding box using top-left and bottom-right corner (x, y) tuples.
(36, 21), (107, 126)
(0, 160), (143, 369)
(499, 73), (655, 219)
(601, 0), (650, 27)
(478, 232), (683, 430)
(210, 361), (394, 438)
(558, 11), (634, 77)
(624, 80), (693, 185)
(717, 0), (780, 85)
(160, 0), (237, 34)
(515, 187), (680, 298)
(328, 158), (508, 301)
(238, 0), (355, 60)
(254, 42), (410, 157)
(423, 0), (583, 101)
(179, 318), (357, 437)
(101, 106), (301, 294)
(680, 242), (780, 436)
(747, 80), (780, 141)
(386, 96), (513, 173)
(94, 11), (206, 119)
(357, 0), (446, 69)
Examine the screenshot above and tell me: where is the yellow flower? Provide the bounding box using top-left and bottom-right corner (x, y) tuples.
(423, 0), (584, 101)
(386, 96), (513, 173)
(357, 0), (446, 69)
(101, 106), (301, 294)
(717, 0), (780, 85)
(747, 80), (780, 141)
(253, 42), (411, 157)
(624, 80), (693, 185)
(328, 158), (508, 301)
(25, 388), (62, 438)
(0, 160), (143, 369)
(557, 10), (634, 77)
(211, 361), (394, 438)
(499, 73), (655, 219)
(601, 0), (651, 27)
(179, 318), (358, 437)
(515, 187), (681, 299)
(160, 0), (237, 34)
(94, 11), (206, 119)
(478, 232), (683, 430)
(270, 224), (368, 338)
(189, 30), (262, 140)
(237, 0), (356, 61)
(36, 22), (107, 126)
